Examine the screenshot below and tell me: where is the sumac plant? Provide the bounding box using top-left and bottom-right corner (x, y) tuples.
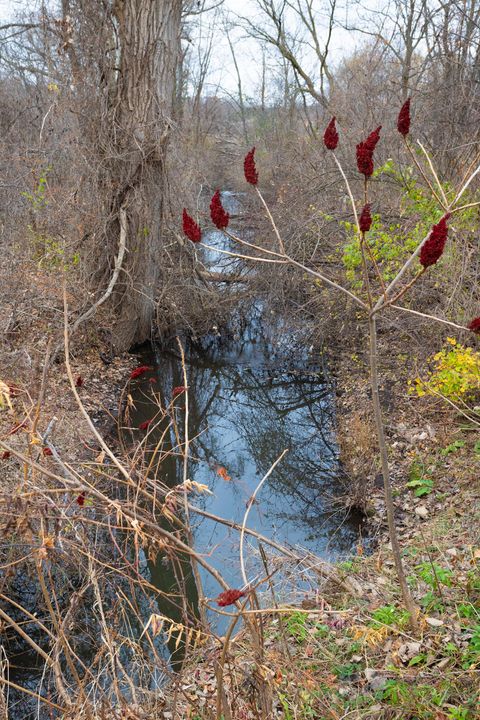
(182, 100), (480, 627)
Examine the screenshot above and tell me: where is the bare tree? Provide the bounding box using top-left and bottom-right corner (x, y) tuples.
(224, 18), (250, 145)
(89, 0), (183, 351)
(242, 0), (337, 108)
(1, 1), (183, 352)
(345, 0), (429, 99)
(422, 0), (480, 166)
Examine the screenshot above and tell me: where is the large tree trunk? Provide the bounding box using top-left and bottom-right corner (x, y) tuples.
(105, 0), (182, 351)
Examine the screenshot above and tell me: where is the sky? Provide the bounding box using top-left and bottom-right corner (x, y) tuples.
(0, 0), (373, 99)
(189, 0), (366, 99)
(0, 0), (25, 17)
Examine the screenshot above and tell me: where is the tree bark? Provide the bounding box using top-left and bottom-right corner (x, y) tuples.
(105, 0), (182, 351)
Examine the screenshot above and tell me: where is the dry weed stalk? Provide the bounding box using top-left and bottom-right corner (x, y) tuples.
(0, 285), (352, 719)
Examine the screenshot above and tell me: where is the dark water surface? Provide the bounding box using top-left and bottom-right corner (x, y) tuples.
(131, 317), (360, 616)
(129, 193), (361, 624)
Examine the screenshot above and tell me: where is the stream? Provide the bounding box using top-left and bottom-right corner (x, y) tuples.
(129, 193), (362, 631)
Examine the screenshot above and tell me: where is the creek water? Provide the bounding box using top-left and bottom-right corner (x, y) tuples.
(128, 193), (362, 634)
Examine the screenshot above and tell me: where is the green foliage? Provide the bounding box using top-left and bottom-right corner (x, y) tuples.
(28, 226), (80, 271)
(406, 459), (434, 496)
(466, 569), (480, 595)
(22, 164), (80, 272)
(279, 688), (325, 719)
(408, 652), (428, 666)
(277, 693), (294, 720)
(447, 708), (472, 720)
(415, 561), (453, 590)
(444, 641), (460, 658)
(380, 678), (454, 716)
(462, 624), (480, 669)
(457, 603), (479, 620)
(22, 166), (51, 211)
(440, 440), (466, 456)
(380, 679), (411, 705)
(285, 611), (308, 643)
(341, 158), (479, 289)
(370, 604), (410, 628)
(333, 661), (361, 679)
(341, 159), (442, 287)
(412, 337), (480, 401)
(338, 557), (362, 574)
(420, 590), (445, 613)
(313, 623), (330, 639)
(341, 212), (420, 288)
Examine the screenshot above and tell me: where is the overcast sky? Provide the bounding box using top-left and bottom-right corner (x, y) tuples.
(0, 0), (369, 99)
(193, 0), (364, 99)
(0, 0), (24, 17)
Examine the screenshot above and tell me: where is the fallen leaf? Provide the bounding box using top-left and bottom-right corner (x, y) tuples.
(398, 641), (421, 664)
(216, 466), (231, 482)
(0, 381), (13, 412)
(425, 617), (444, 627)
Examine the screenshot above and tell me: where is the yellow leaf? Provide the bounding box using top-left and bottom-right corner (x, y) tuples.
(216, 466), (231, 482)
(0, 381), (13, 412)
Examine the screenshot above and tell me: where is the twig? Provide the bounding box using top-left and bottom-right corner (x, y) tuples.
(383, 267), (426, 308)
(331, 152), (359, 228)
(453, 161), (480, 206)
(176, 337), (207, 627)
(390, 304), (470, 332)
(417, 141), (448, 207)
(255, 186), (286, 253)
(52, 203), (128, 360)
(201, 242), (288, 263)
(0, 677), (67, 713)
(404, 138), (446, 209)
(239, 449), (288, 588)
(372, 225), (433, 313)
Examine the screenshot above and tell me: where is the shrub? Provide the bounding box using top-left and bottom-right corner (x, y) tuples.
(412, 337), (480, 401)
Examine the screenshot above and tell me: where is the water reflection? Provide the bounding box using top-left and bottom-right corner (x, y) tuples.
(131, 190), (360, 621)
(132, 301), (360, 617)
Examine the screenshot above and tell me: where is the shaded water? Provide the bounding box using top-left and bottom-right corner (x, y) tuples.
(129, 193), (361, 625)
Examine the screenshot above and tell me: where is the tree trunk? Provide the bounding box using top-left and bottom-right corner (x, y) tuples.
(106, 0), (182, 351)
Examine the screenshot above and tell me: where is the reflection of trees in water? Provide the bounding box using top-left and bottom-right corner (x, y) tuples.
(152, 337), (357, 551)
(214, 370), (350, 544)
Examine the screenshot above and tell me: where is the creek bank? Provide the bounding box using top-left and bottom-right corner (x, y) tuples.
(332, 331), (475, 545)
(157, 332), (480, 719)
